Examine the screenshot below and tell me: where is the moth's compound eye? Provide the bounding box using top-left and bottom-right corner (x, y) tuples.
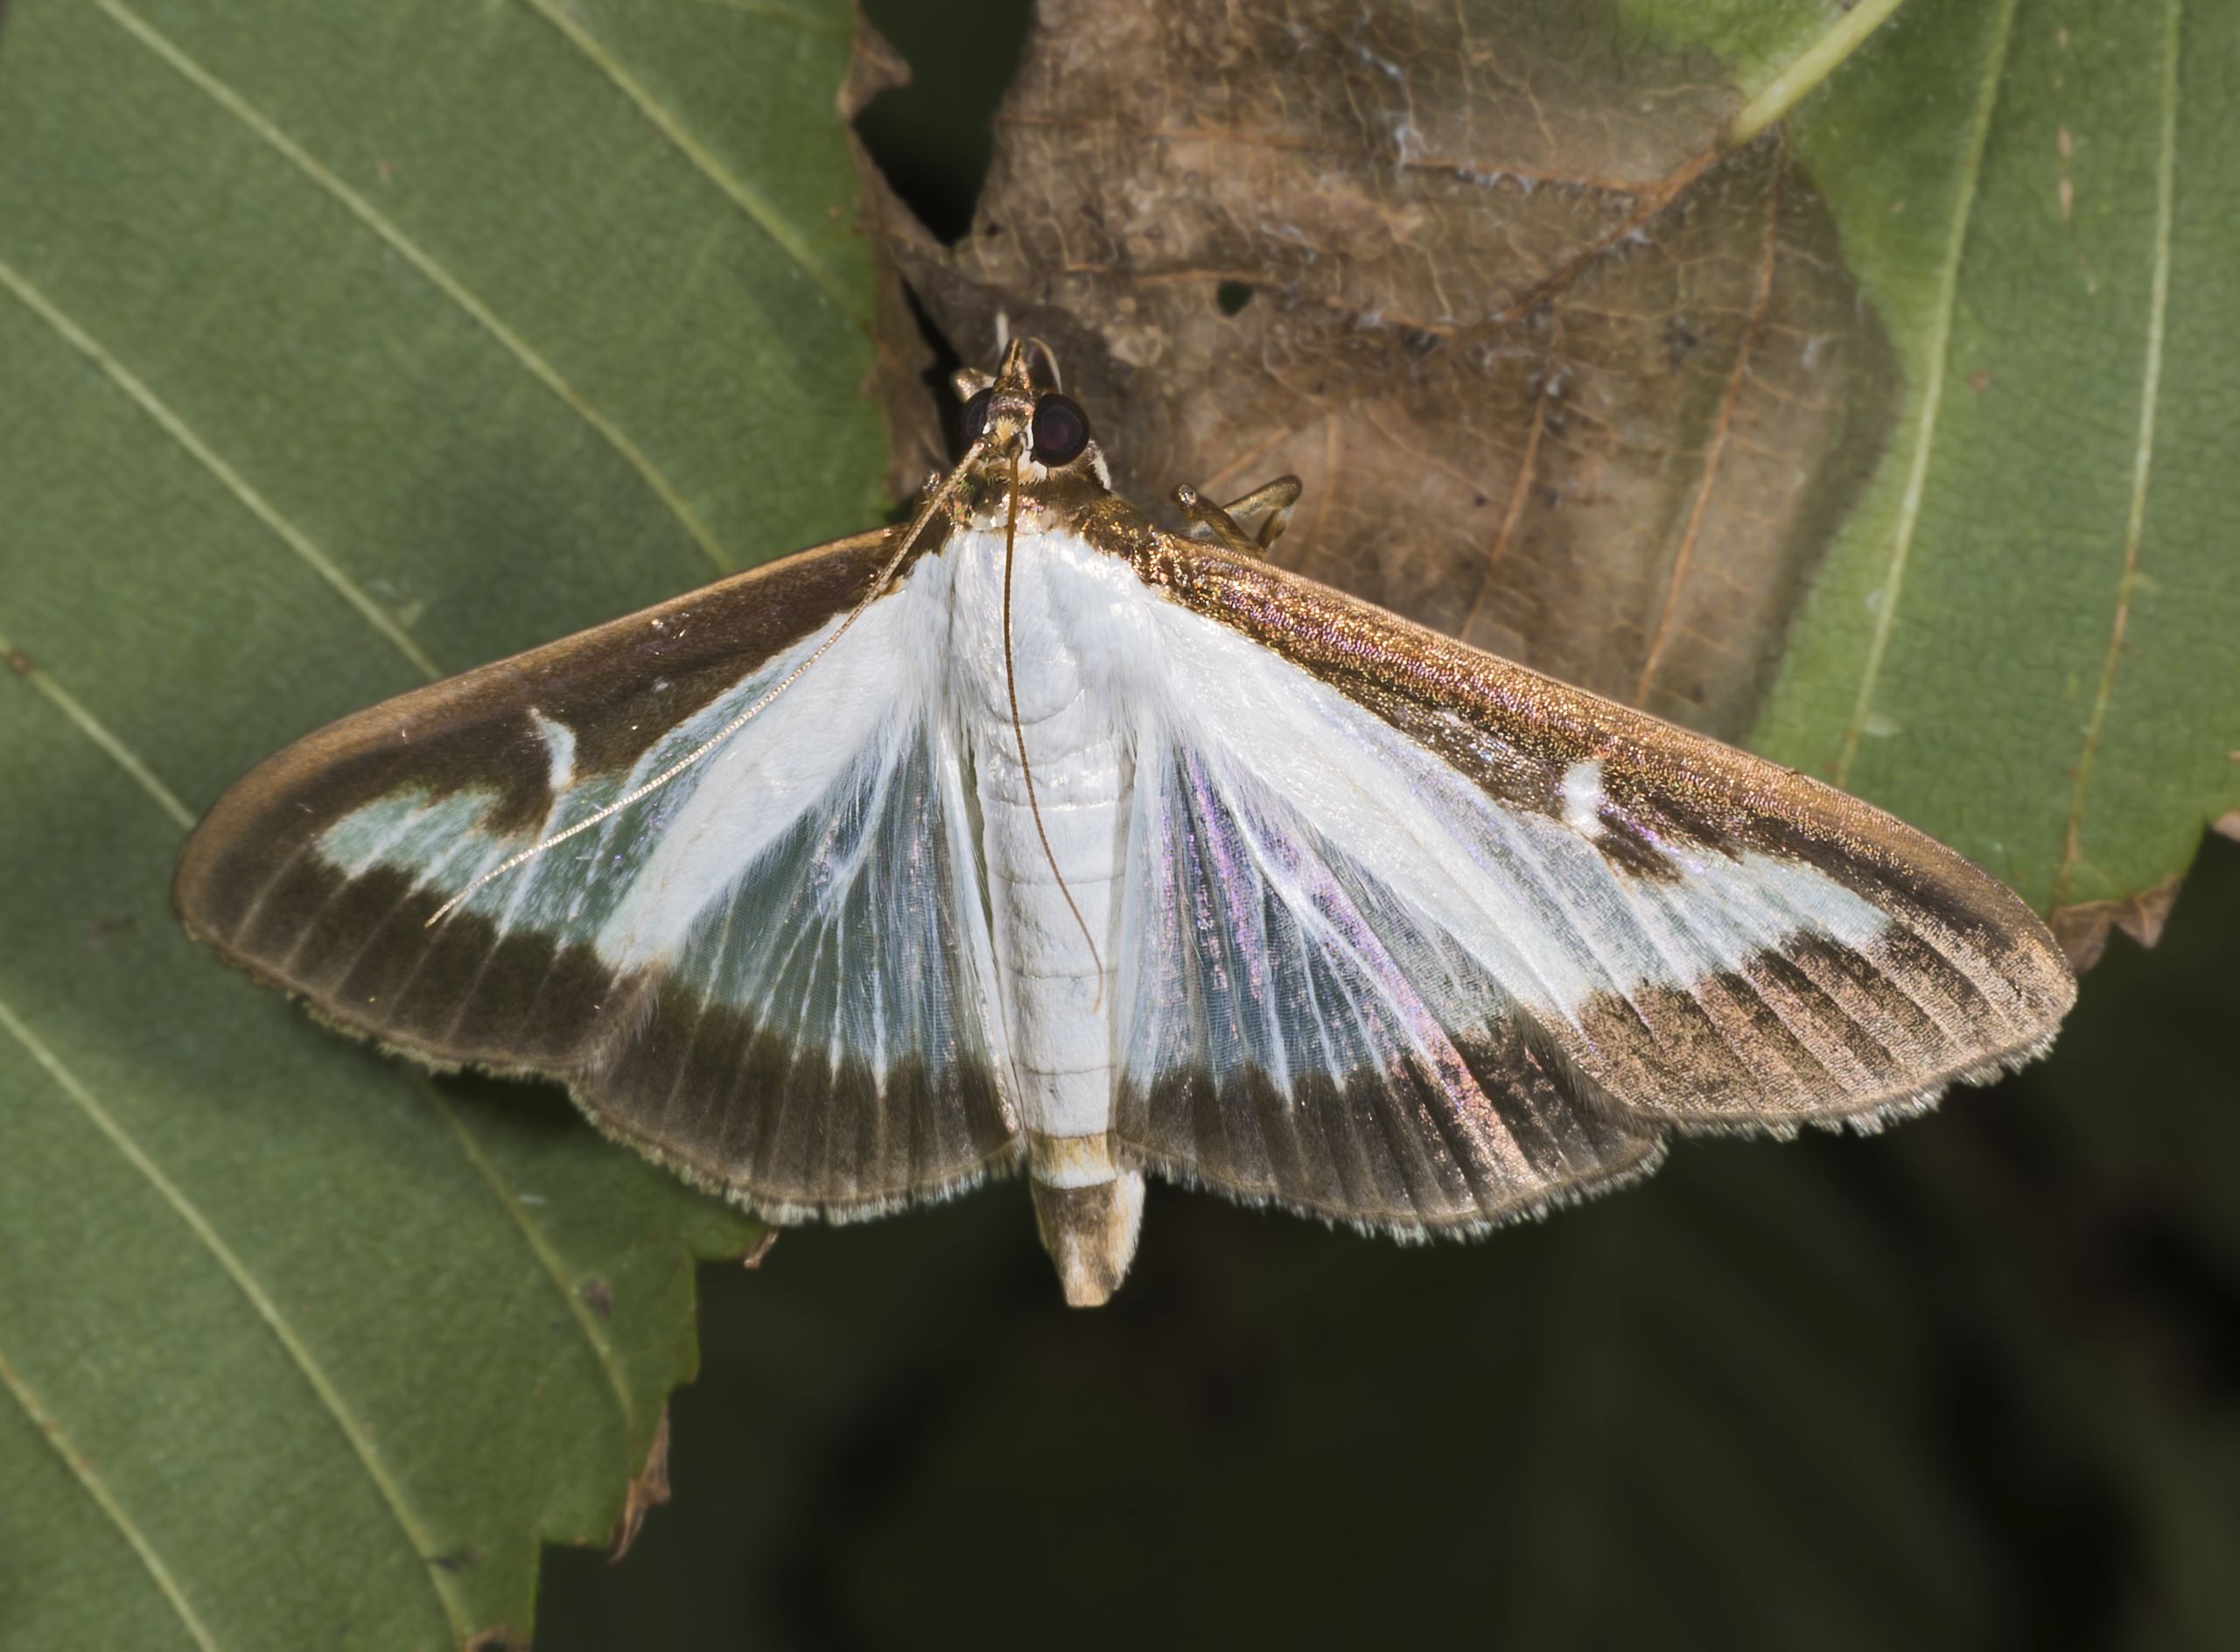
(959, 387), (993, 448)
(1031, 393), (1090, 465)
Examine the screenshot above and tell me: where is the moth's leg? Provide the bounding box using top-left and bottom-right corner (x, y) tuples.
(1173, 486), (1252, 554)
(1174, 475), (1302, 556)
(1221, 475), (1302, 550)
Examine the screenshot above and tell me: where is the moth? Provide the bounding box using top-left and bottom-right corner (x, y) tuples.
(177, 341), (2076, 1306)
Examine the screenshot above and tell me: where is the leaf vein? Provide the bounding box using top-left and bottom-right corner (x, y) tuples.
(990, 112), (1665, 196)
(1460, 367), (1554, 640)
(2054, 0), (2181, 906)
(0, 992), (471, 1642)
(34, 667), (656, 1522)
(1835, 0), (2020, 786)
(0, 1345), (222, 1652)
(0, 623), (196, 830)
(513, 0), (865, 326)
(91, 0), (735, 578)
(1728, 0), (1912, 146)
(0, 256), (444, 683)
(417, 1077), (642, 1442)
(1176, 144), (1720, 491)
(1634, 133), (1787, 707)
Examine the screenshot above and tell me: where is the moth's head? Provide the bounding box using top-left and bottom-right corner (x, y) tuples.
(951, 338), (1110, 491)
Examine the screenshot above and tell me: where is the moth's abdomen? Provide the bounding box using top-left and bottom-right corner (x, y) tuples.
(979, 730), (1127, 1111)
(977, 723), (1140, 1306)
(946, 521), (1155, 1303)
(1031, 1160), (1145, 1309)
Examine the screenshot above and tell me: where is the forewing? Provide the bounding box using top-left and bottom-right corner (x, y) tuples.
(1116, 536), (2074, 1229)
(176, 529), (1020, 1220)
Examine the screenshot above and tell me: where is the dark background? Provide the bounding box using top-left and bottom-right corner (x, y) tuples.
(540, 5), (2240, 1644)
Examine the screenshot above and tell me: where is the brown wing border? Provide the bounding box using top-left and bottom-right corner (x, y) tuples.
(176, 527), (901, 965)
(172, 525), (1023, 1222)
(1119, 527), (2076, 1133)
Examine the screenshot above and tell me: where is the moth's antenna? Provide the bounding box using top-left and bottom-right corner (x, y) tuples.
(1020, 337), (1063, 391)
(1001, 445), (1104, 1009)
(425, 446), (986, 928)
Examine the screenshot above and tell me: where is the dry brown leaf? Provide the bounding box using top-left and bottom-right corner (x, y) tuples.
(860, 0), (1896, 738)
(2049, 875), (2185, 973)
(604, 1407), (674, 1563)
(739, 1227), (780, 1269)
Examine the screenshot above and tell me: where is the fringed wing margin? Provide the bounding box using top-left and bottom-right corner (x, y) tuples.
(177, 532), (1020, 1220)
(1111, 542), (2075, 1228)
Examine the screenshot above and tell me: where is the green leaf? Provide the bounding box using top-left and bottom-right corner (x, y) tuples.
(1753, 0), (2240, 946)
(0, 0), (879, 1644)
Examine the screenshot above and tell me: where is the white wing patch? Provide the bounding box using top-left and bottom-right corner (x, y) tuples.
(1119, 737), (1520, 1123)
(1561, 759), (1605, 839)
(528, 707), (578, 794)
(310, 578), (1009, 1082)
(1121, 595), (1896, 1102)
(299, 520), (2037, 1242)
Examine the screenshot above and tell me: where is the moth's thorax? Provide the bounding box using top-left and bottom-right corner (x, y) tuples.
(943, 521), (1137, 914)
(942, 521), (1158, 727)
(955, 454), (1119, 537)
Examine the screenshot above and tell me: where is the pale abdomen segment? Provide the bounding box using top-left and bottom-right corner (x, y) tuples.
(976, 726), (1143, 1306)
